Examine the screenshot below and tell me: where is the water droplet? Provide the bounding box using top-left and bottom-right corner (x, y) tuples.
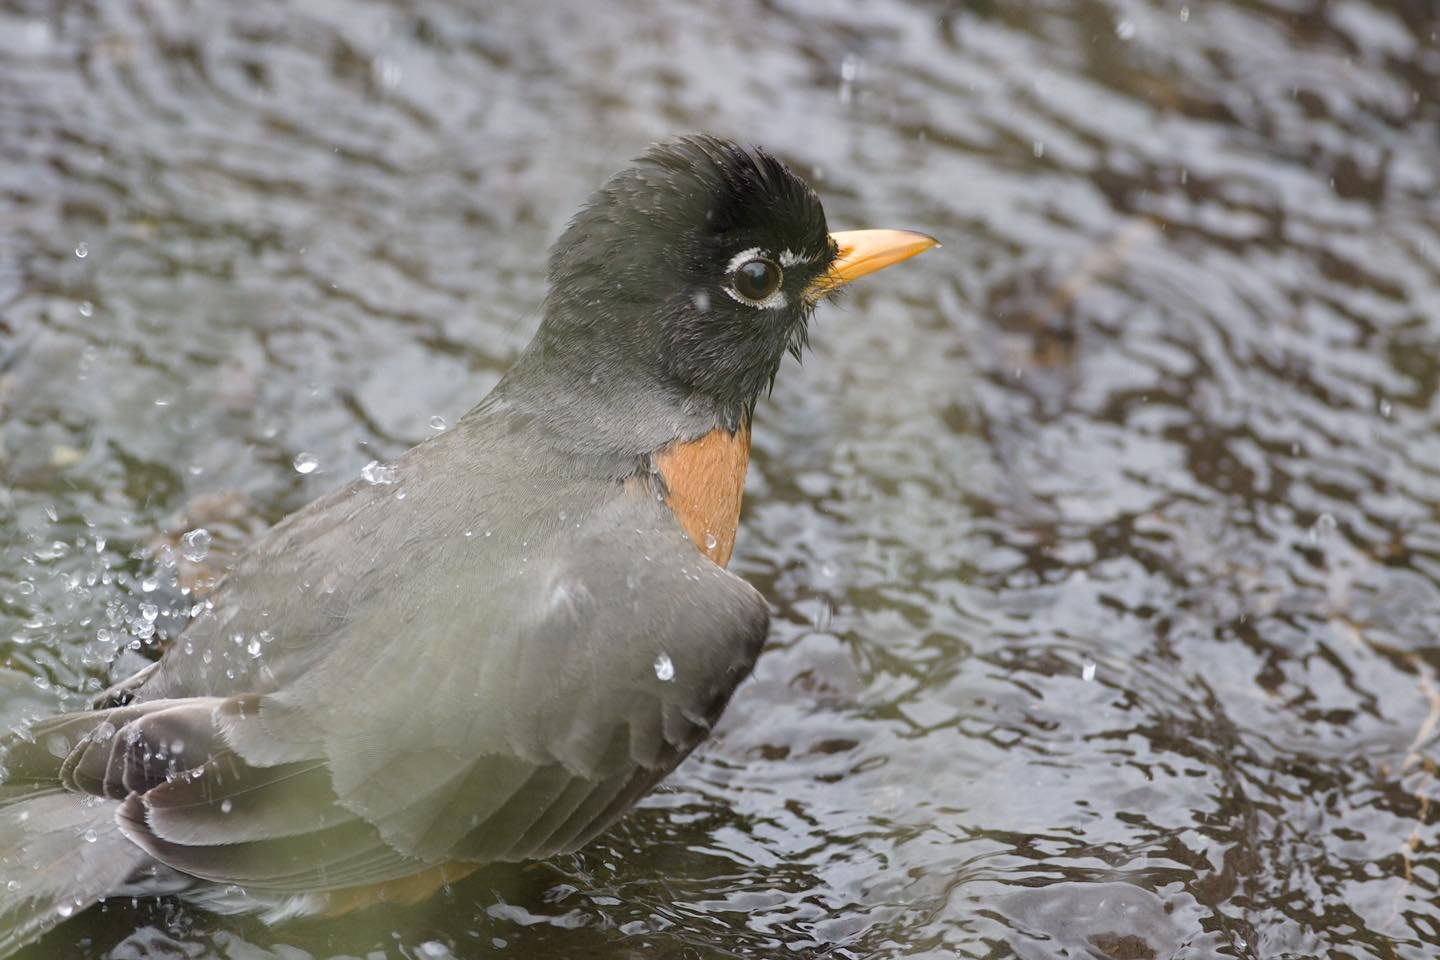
(653, 653), (675, 682)
(463, 530), (474, 539)
(78, 300), (93, 317)
(1378, 397), (1393, 418)
(293, 452), (319, 474)
(74, 242), (88, 259)
(1179, 5), (1190, 21)
(1115, 20), (1136, 39)
(180, 528), (211, 562)
(375, 58), (402, 89)
(16, 580), (34, 595)
(812, 599), (833, 631)
(139, 603), (159, 622)
(1082, 661), (1097, 682)
(361, 460), (398, 485)
(83, 829), (98, 843)
(429, 415), (447, 431)
(247, 638), (263, 658)
(1032, 140), (1045, 158)
(416, 942), (450, 960)
(703, 532), (718, 551)
(1309, 512), (1337, 543)
(56, 903), (74, 918)
(5, 880), (19, 892)
(140, 576), (159, 593)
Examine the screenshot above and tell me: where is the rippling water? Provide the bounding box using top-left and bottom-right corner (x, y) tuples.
(3, 0), (1440, 957)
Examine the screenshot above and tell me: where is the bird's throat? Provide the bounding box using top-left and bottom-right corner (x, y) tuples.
(653, 424), (752, 567)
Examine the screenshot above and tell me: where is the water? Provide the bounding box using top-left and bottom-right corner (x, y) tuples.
(1, 0), (1438, 957)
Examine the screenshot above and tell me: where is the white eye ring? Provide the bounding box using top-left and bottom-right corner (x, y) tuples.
(723, 247), (787, 309)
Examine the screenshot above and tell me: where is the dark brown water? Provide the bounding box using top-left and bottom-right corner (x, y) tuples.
(3, 0), (1439, 957)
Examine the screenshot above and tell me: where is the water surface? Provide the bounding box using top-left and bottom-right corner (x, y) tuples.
(3, 0), (1440, 957)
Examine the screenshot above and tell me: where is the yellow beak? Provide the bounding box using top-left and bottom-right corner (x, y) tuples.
(808, 229), (939, 298)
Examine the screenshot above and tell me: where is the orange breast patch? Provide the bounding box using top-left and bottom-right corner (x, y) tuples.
(653, 424), (752, 567)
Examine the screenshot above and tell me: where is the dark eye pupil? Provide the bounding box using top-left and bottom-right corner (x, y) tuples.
(734, 258), (781, 301)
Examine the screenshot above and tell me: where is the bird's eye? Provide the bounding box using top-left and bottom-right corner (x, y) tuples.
(732, 258), (782, 303)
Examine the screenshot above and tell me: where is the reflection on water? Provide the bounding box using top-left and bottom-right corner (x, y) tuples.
(3, 0), (1440, 956)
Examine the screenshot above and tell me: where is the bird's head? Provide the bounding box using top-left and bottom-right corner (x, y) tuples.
(534, 135), (936, 428)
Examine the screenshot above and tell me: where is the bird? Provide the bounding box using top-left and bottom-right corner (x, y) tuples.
(0, 135), (936, 955)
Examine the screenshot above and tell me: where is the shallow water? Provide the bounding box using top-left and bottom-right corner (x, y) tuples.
(3, 0), (1439, 956)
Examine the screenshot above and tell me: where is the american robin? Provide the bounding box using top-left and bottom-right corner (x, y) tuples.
(0, 135), (935, 954)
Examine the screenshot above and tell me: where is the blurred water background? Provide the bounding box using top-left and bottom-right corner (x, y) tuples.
(3, 0), (1440, 957)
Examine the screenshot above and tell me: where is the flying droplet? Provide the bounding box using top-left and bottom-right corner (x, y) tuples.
(220, 799), (233, 814)
(293, 452), (319, 474)
(1378, 398), (1392, 418)
(83, 829), (98, 843)
(1082, 661), (1097, 682)
(1179, 5), (1190, 21)
(429, 415), (447, 431)
(139, 603), (159, 622)
(180, 528), (211, 562)
(361, 460), (398, 485)
(78, 301), (94, 317)
(653, 653), (675, 682)
(140, 576), (159, 593)
(703, 532), (718, 551)
(1115, 20), (1136, 39)
(74, 243), (88, 259)
(375, 58), (402, 89)
(1309, 512), (1337, 543)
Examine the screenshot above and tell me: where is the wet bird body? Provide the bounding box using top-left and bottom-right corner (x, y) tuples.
(0, 136), (935, 954)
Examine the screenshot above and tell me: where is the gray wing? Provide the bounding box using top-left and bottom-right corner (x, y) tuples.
(14, 442), (769, 893)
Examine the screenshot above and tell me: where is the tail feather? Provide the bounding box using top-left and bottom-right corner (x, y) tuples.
(0, 792), (148, 958)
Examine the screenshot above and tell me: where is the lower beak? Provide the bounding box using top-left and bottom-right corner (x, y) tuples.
(808, 229), (940, 298)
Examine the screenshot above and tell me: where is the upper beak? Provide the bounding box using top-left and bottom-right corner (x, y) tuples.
(808, 229), (940, 299)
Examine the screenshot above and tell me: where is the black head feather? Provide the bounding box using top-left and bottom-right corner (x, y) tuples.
(535, 135), (836, 427)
